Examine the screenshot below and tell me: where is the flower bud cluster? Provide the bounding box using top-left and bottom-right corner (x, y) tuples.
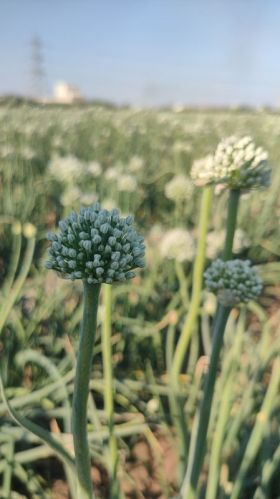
(191, 136), (271, 190)
(204, 259), (262, 306)
(45, 203), (145, 284)
(212, 136), (270, 189)
(190, 155), (215, 187)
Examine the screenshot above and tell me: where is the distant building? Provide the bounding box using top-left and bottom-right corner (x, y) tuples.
(54, 82), (83, 103)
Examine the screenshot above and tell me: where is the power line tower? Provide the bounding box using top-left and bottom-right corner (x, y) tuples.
(30, 36), (45, 100)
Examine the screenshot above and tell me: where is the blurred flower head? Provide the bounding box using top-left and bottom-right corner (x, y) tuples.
(128, 155), (144, 172)
(206, 228), (250, 259)
(160, 228), (195, 262)
(61, 186), (81, 207)
(117, 174), (137, 192)
(105, 167), (119, 181)
(86, 161), (102, 177)
(48, 155), (85, 183)
(164, 174), (194, 202)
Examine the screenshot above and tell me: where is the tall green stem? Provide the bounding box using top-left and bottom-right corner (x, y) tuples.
(102, 284), (120, 499)
(171, 186), (213, 383)
(72, 281), (101, 499)
(168, 187), (212, 482)
(223, 189), (240, 260)
(181, 187), (241, 496)
(180, 305), (231, 498)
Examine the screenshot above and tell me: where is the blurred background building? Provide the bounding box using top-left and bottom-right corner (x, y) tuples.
(53, 82), (83, 103)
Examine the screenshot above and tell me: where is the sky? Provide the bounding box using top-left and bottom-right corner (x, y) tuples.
(1, 0), (280, 107)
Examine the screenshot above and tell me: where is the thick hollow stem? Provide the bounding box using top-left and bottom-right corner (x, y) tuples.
(171, 186), (213, 384)
(181, 305), (231, 498)
(72, 281), (101, 499)
(223, 189), (240, 261)
(102, 284), (120, 499)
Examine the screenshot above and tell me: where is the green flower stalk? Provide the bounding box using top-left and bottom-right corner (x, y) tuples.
(181, 260), (263, 497)
(73, 281), (101, 499)
(102, 284), (120, 499)
(172, 132), (269, 384)
(169, 186), (213, 481)
(178, 136), (272, 494)
(171, 186), (213, 384)
(223, 189), (240, 260)
(46, 203), (145, 499)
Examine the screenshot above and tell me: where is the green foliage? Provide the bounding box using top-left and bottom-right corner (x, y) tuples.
(0, 103), (280, 497)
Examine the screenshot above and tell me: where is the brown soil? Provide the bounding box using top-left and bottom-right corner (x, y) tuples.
(50, 431), (178, 499)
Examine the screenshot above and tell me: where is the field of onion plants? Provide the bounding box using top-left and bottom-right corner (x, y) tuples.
(0, 100), (280, 499)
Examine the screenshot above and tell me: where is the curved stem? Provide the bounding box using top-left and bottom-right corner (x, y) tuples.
(72, 281), (101, 499)
(181, 305), (231, 498)
(0, 374), (75, 471)
(171, 186), (213, 383)
(3, 223), (22, 297)
(0, 234), (35, 335)
(223, 189), (240, 260)
(15, 349), (76, 496)
(102, 284), (120, 499)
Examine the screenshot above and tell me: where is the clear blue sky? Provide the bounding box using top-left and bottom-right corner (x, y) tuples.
(1, 0), (280, 106)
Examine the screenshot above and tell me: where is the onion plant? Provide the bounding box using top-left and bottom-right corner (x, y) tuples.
(178, 135), (272, 497)
(1, 106), (280, 499)
(45, 203), (145, 498)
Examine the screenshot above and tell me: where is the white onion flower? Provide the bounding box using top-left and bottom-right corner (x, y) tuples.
(61, 187), (81, 207)
(160, 228), (195, 262)
(206, 229), (250, 259)
(233, 229), (250, 253)
(191, 155), (215, 187)
(128, 155), (144, 172)
(105, 167), (119, 181)
(117, 174), (137, 192)
(165, 174), (194, 202)
(87, 161), (102, 177)
(206, 230), (225, 259)
(191, 136), (271, 190)
(48, 155), (85, 183)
